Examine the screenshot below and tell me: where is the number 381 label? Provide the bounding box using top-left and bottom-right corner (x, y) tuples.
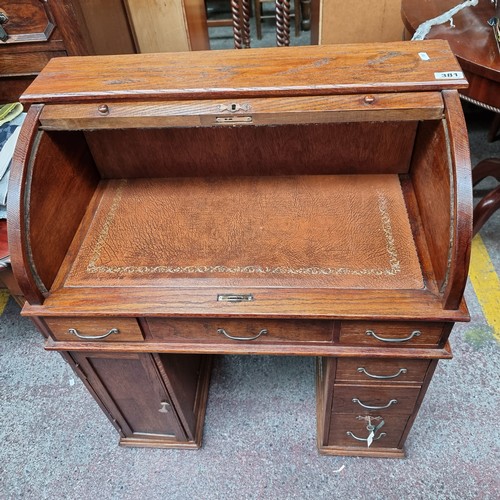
(434, 71), (465, 80)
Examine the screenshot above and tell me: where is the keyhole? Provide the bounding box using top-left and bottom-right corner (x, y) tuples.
(231, 104), (237, 111)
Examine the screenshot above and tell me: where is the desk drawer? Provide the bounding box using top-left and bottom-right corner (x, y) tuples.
(44, 317), (144, 342)
(332, 384), (420, 415)
(147, 318), (334, 344)
(328, 413), (410, 449)
(336, 358), (430, 384)
(339, 321), (444, 346)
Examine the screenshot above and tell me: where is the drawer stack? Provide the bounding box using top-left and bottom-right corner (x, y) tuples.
(317, 321), (447, 457)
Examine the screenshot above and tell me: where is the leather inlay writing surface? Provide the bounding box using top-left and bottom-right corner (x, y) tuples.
(65, 175), (424, 289)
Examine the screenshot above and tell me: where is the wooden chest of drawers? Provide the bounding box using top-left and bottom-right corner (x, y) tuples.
(0, 0), (93, 102)
(8, 41), (472, 457)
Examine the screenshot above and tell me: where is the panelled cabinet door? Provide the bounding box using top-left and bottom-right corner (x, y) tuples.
(70, 352), (188, 445)
(0, 0), (56, 44)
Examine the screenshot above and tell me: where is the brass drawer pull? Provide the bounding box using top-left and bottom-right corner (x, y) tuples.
(217, 328), (268, 341)
(352, 398), (398, 410)
(347, 431), (387, 442)
(366, 329), (421, 343)
(67, 327), (119, 340)
(357, 367), (407, 379)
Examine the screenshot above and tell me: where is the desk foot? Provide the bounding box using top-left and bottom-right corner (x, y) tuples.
(317, 444), (406, 458)
(119, 436), (201, 449)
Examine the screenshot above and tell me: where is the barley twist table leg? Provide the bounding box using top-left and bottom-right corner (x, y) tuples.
(276, 0), (291, 46)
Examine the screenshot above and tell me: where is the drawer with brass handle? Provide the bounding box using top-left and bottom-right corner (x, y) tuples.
(332, 384), (421, 414)
(327, 413), (410, 449)
(44, 317), (144, 342)
(335, 358), (430, 384)
(146, 318), (334, 344)
(339, 321), (445, 346)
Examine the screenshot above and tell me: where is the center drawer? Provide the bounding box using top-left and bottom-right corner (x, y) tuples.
(147, 318), (334, 344)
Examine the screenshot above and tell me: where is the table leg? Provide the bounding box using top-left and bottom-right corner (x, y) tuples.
(472, 158), (500, 235)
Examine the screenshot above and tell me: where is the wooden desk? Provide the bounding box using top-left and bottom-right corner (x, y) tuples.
(8, 41), (472, 457)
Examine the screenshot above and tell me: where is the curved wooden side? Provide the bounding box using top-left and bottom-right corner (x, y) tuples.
(441, 90), (473, 310)
(7, 107), (100, 305)
(7, 104), (46, 305)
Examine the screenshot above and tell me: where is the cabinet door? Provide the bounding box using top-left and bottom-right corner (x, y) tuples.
(70, 352), (189, 446)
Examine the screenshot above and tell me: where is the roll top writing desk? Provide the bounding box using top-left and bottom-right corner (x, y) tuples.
(8, 41), (472, 457)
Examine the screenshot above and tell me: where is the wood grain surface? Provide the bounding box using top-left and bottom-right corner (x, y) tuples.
(20, 40), (467, 104)
(83, 122), (418, 178)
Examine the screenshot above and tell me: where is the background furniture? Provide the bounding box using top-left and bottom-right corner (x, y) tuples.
(254, 0), (300, 40)
(9, 42), (472, 457)
(472, 158), (500, 235)
(402, 0), (499, 126)
(402, 0), (500, 234)
(0, 0), (210, 103)
(311, 0), (404, 45)
(0, 0), (93, 102)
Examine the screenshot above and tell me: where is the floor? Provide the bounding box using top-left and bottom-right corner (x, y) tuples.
(1, 15), (499, 500)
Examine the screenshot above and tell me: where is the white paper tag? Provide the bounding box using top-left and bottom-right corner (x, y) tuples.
(418, 52), (430, 61)
(366, 431), (374, 448)
(434, 71), (465, 80)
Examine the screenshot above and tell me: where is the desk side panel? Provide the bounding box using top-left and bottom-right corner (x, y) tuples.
(410, 119), (452, 304)
(7, 105), (45, 304)
(441, 90), (472, 309)
(9, 124), (100, 301)
(27, 130), (99, 294)
(409, 90), (472, 310)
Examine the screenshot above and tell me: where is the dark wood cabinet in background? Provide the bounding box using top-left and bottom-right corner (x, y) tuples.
(0, 0), (95, 102)
(0, 0), (143, 102)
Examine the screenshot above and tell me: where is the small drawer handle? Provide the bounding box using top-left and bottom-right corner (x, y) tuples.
(346, 431), (387, 443)
(217, 328), (268, 341)
(352, 398), (398, 410)
(67, 327), (119, 340)
(357, 367), (407, 380)
(366, 329), (421, 343)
